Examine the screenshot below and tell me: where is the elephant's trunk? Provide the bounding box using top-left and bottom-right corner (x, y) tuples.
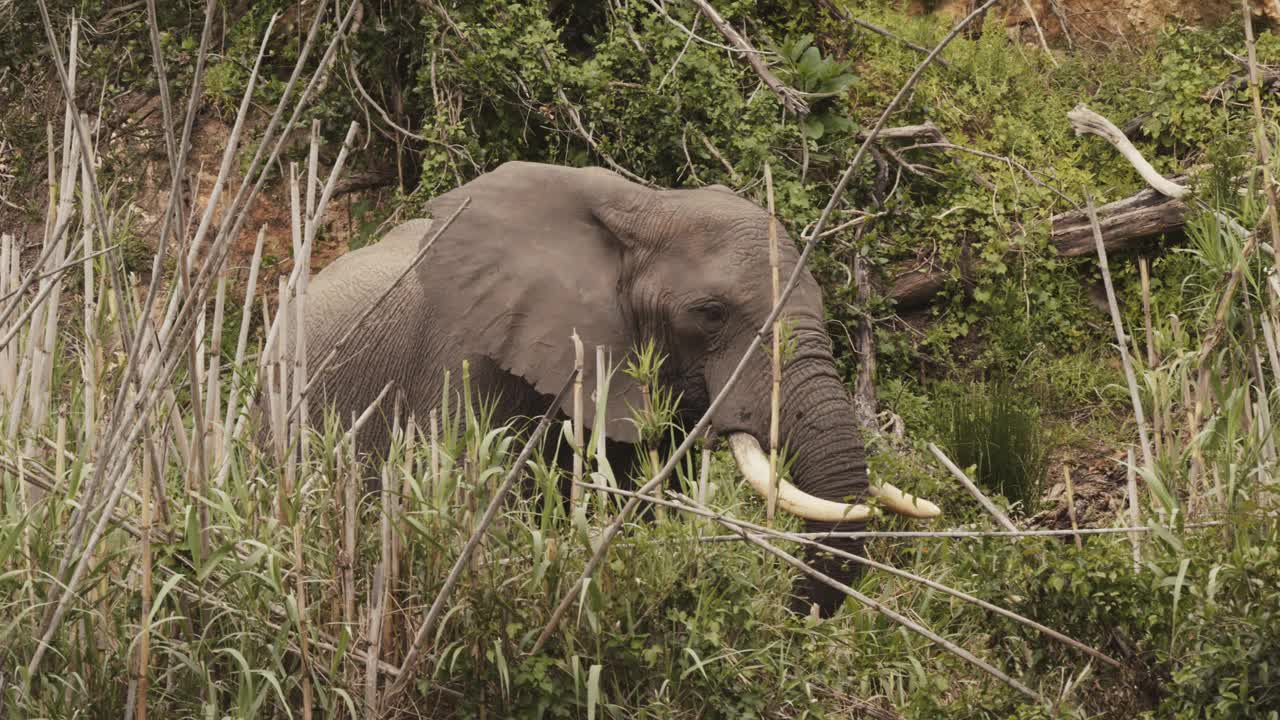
(727, 338), (936, 615)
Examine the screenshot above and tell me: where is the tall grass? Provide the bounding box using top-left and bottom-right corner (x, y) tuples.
(939, 381), (1048, 516)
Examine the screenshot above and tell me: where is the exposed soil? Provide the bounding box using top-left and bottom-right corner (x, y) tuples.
(912, 0), (1269, 49)
(1030, 440), (1132, 529)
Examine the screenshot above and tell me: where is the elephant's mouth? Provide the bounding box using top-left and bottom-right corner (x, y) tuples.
(726, 433), (941, 522)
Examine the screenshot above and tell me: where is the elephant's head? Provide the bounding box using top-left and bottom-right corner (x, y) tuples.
(420, 162), (938, 615)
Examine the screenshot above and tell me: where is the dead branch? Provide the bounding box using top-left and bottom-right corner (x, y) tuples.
(1069, 104), (1188, 199)
(889, 185), (1190, 310)
(687, 0), (809, 115)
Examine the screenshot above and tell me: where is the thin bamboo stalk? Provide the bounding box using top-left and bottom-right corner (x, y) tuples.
(341, 433), (357, 627)
(1139, 257), (1162, 454)
(1126, 447), (1142, 572)
(765, 161), (781, 526)
(594, 344), (609, 509)
(1063, 467), (1083, 550)
(571, 330), (584, 513)
(697, 442), (712, 507)
(1085, 196), (1155, 472)
(135, 437), (153, 720)
(365, 470), (391, 714)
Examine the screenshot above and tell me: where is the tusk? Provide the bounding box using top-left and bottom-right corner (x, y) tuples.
(869, 480), (941, 519)
(727, 433), (941, 521)
(728, 434), (871, 522)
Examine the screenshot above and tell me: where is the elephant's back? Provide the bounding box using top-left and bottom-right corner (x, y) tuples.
(298, 219), (442, 444)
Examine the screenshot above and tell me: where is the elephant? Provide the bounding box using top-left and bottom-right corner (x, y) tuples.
(291, 161), (938, 616)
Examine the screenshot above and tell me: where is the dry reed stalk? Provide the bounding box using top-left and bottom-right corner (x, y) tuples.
(384, 373), (576, 708)
(347, 382), (396, 443)
(214, 225), (266, 486)
(134, 438), (153, 720)
(571, 330), (584, 512)
(928, 443), (1017, 532)
(397, 414), (417, 657)
(1259, 310), (1280, 404)
(294, 521), (314, 720)
(765, 161), (781, 526)
(1063, 467), (1083, 550)
(531, 0), (1002, 656)
(203, 275), (226, 471)
(387, 406), (404, 661)
(1139, 257), (1162, 453)
(80, 166), (99, 456)
(341, 435), (358, 627)
(287, 266), (314, 720)
(1126, 448), (1142, 572)
(0, 235), (15, 406)
(1085, 196), (1156, 472)
(368, 465), (395, 714)
(429, 409), (440, 503)
(594, 344), (609, 509)
(697, 442), (712, 507)
(9, 124), (77, 440)
(275, 277), (292, 525)
(1242, 0), (1280, 279)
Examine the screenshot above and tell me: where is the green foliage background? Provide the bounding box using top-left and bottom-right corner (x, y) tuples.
(3, 1), (1280, 718)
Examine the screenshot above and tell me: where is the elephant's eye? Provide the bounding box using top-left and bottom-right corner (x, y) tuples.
(690, 301), (727, 330)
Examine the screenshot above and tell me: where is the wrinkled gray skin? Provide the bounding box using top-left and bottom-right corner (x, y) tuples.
(298, 162), (866, 615)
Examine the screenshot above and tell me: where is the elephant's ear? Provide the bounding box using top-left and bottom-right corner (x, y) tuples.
(418, 162), (653, 442)
(703, 183), (738, 195)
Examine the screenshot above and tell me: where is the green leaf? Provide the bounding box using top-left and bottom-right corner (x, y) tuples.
(587, 663), (603, 720)
(802, 116), (825, 140)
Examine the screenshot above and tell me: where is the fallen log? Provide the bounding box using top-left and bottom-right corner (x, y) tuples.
(888, 185), (1189, 309)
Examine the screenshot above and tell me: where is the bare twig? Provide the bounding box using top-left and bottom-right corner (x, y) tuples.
(687, 0), (808, 115)
(765, 162), (781, 524)
(928, 443), (1018, 532)
(1126, 447), (1142, 572)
